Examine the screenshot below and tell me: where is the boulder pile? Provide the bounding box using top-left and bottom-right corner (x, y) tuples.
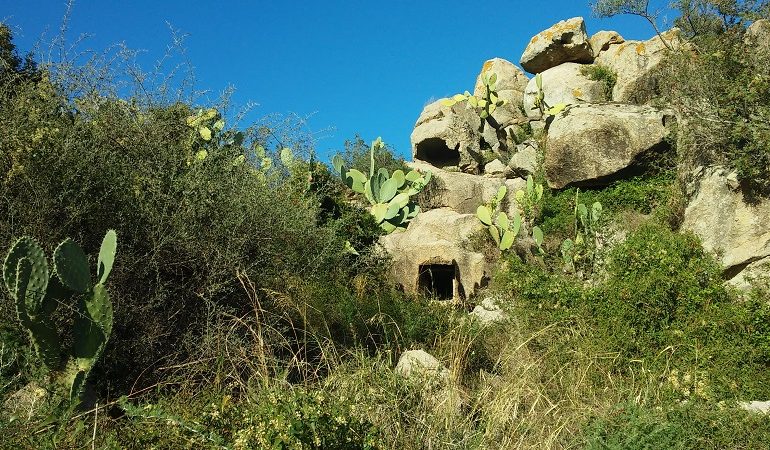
(382, 16), (767, 300)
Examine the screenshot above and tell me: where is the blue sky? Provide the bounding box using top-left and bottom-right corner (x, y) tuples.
(2, 1), (676, 159)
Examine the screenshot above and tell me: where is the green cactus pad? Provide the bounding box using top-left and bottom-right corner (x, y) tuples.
(392, 170), (406, 188)
(404, 170), (421, 183)
(15, 258), (61, 369)
(97, 230), (117, 284)
(331, 155), (345, 176)
(378, 178), (399, 203)
(533, 226), (544, 247)
(69, 370), (87, 403)
(477, 205), (493, 227)
(86, 284), (113, 337)
(500, 230), (515, 251)
(489, 225), (501, 246)
(371, 203), (388, 223)
(53, 239), (91, 293)
(384, 201), (402, 221)
(3, 236), (47, 298)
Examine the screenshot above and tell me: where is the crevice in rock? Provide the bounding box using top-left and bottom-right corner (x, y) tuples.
(723, 256), (764, 281)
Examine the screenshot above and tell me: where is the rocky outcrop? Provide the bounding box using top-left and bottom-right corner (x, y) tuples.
(411, 99), (483, 174)
(682, 167), (770, 285)
(473, 58), (529, 127)
(508, 140), (539, 177)
(590, 30), (625, 56)
(746, 19), (770, 52)
(522, 62), (608, 119)
(544, 104), (672, 189)
(520, 17), (594, 74)
(595, 28), (680, 104)
(379, 208), (493, 300)
(410, 161), (525, 216)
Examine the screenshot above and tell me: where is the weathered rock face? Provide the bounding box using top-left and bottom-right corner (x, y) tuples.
(473, 58), (529, 127)
(746, 19), (770, 51)
(682, 167), (770, 286)
(520, 17), (594, 74)
(410, 161), (526, 216)
(411, 99), (483, 174)
(379, 208), (493, 300)
(508, 140), (539, 177)
(590, 30), (625, 56)
(595, 28), (680, 104)
(544, 104), (672, 189)
(522, 62), (608, 119)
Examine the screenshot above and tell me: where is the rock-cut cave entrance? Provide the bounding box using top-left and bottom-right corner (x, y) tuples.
(415, 138), (461, 169)
(417, 262), (461, 301)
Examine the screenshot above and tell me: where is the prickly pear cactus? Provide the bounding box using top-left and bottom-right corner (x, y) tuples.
(3, 237), (60, 368)
(1, 230), (118, 405)
(332, 138), (430, 233)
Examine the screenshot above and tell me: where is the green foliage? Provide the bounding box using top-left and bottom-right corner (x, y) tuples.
(540, 174), (675, 237)
(671, 0), (769, 36)
(2, 231), (117, 405)
(338, 134), (409, 176)
(580, 64), (618, 100)
(0, 50), (356, 396)
(660, 27), (770, 196)
(442, 71), (507, 122)
(476, 186), (522, 251)
(515, 175), (546, 253)
(495, 220), (770, 401)
(560, 190), (603, 275)
(590, 0), (673, 48)
(115, 387), (383, 449)
(332, 137), (430, 233)
(582, 401), (770, 450)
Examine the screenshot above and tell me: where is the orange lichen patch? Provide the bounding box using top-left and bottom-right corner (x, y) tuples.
(635, 43), (647, 55)
(530, 35), (540, 44)
(573, 88), (583, 98)
(545, 31), (554, 40)
(482, 60), (495, 73)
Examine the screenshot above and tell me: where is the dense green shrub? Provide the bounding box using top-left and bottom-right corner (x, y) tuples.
(337, 135), (408, 177)
(580, 64), (617, 100)
(0, 26), (427, 397)
(539, 174), (675, 239)
(495, 221), (770, 400)
(659, 18), (770, 196)
(582, 401), (770, 450)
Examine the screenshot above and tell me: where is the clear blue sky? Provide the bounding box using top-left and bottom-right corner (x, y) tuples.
(1, 1), (676, 160)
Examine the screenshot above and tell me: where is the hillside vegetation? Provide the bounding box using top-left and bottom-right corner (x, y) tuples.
(1, 2), (770, 449)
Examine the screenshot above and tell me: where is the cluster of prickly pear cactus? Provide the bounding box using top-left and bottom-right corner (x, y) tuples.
(477, 185), (522, 251)
(561, 189), (603, 274)
(332, 138), (431, 233)
(441, 71), (507, 121)
(2, 230), (117, 403)
(515, 175), (546, 254)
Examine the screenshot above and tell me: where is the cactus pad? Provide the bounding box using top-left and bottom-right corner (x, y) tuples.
(97, 230), (117, 284)
(53, 238), (91, 293)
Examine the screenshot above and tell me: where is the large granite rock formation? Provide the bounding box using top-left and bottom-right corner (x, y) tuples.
(544, 104), (673, 189)
(595, 28), (681, 104)
(520, 17), (594, 74)
(683, 167), (770, 288)
(411, 99), (483, 174)
(522, 62), (608, 119)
